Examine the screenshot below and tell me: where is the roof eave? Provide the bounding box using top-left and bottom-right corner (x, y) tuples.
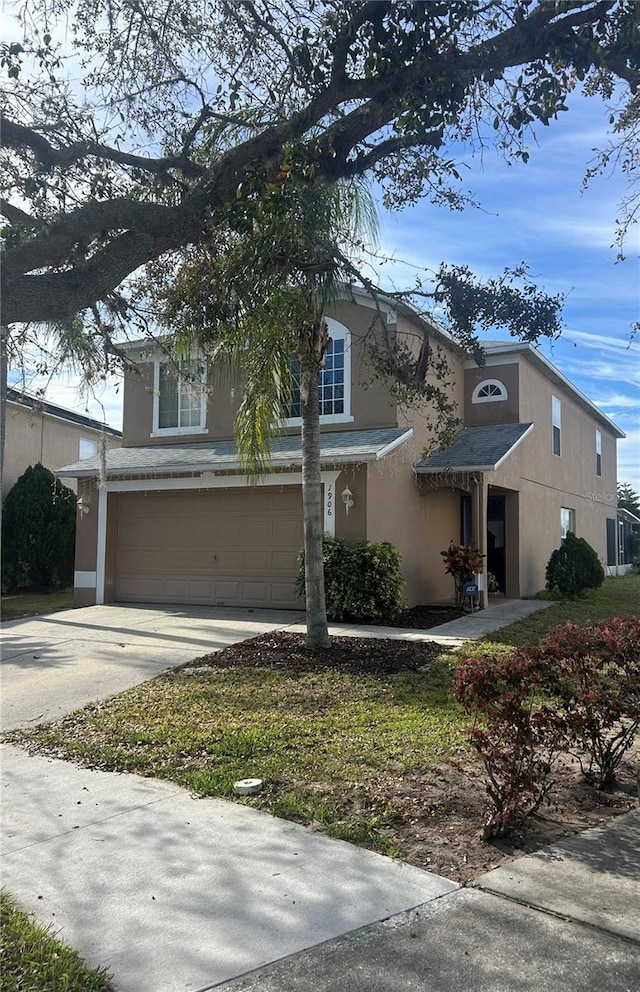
(55, 429), (414, 479)
(416, 464), (495, 475)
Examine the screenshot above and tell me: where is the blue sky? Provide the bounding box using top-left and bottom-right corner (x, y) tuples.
(13, 87), (639, 490)
(376, 91), (639, 491)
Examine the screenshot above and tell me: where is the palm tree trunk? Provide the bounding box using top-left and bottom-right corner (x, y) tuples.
(300, 348), (330, 650)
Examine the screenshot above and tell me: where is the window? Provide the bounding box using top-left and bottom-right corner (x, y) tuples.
(286, 317), (352, 425)
(596, 430), (602, 477)
(560, 507), (575, 540)
(471, 378), (508, 403)
(152, 359), (207, 436)
(79, 437), (97, 459)
(552, 395), (561, 456)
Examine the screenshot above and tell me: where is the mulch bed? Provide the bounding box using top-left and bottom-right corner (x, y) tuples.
(389, 604), (464, 629)
(184, 629), (447, 674)
(184, 630), (639, 884)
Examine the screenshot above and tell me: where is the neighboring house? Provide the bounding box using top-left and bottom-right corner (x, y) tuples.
(610, 507), (640, 576)
(3, 388), (122, 497)
(55, 292), (624, 609)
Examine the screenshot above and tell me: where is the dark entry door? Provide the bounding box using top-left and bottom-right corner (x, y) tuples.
(487, 495), (506, 594)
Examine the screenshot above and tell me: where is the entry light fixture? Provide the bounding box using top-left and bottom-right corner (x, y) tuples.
(77, 496), (90, 517)
(341, 486), (354, 515)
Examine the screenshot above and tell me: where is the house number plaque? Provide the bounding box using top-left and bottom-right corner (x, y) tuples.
(326, 481), (333, 517)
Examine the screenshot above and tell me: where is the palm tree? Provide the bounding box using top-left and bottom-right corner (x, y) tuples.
(160, 174), (379, 649)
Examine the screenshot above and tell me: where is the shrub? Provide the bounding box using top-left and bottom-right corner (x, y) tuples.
(539, 617), (640, 788)
(454, 648), (565, 838)
(440, 542), (484, 609)
(1, 463), (76, 591)
(545, 531), (604, 598)
(296, 536), (405, 624)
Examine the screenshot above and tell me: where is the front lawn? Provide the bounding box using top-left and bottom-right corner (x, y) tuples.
(0, 891), (112, 992)
(9, 636), (465, 860)
(1, 588), (75, 622)
(487, 575), (640, 647)
(8, 609), (638, 882)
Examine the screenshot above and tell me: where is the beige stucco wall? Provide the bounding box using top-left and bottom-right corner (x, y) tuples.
(464, 362), (520, 425)
(121, 301), (460, 447)
(488, 355), (619, 595)
(334, 465), (368, 543)
(360, 317), (464, 606)
(3, 402), (121, 496)
(365, 328), (466, 606)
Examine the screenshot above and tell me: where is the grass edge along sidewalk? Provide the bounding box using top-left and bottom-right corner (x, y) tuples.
(0, 890), (113, 992)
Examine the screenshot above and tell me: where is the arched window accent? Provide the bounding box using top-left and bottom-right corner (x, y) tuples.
(472, 378), (508, 404)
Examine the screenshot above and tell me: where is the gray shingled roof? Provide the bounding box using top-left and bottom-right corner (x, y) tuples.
(416, 423), (534, 474)
(8, 388), (122, 437)
(55, 427), (413, 478)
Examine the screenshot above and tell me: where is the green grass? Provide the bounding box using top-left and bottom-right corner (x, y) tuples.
(8, 656), (466, 858)
(1, 589), (75, 622)
(0, 891), (112, 992)
(5, 575), (636, 860)
(486, 575), (640, 648)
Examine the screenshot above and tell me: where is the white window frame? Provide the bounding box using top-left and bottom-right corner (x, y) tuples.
(560, 506), (575, 540)
(79, 437), (98, 459)
(151, 358), (208, 438)
(286, 317), (354, 427)
(596, 429), (602, 477)
(471, 378), (508, 404)
(552, 395), (562, 457)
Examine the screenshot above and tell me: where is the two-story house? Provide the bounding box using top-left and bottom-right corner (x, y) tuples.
(56, 291), (623, 609)
(3, 387), (122, 497)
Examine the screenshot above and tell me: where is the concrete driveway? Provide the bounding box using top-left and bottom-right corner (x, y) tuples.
(0, 604), (303, 731)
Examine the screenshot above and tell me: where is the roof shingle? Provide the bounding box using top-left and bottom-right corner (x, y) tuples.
(416, 423), (534, 473)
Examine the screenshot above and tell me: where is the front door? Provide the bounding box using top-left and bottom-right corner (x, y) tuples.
(487, 495), (506, 594)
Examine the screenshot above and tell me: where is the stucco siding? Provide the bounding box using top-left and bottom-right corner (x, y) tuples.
(3, 402), (120, 496)
(464, 362), (520, 425)
(491, 398), (615, 595)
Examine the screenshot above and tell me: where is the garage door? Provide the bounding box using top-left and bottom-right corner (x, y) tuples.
(114, 487), (304, 607)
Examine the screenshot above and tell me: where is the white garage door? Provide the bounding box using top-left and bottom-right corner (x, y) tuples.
(114, 487), (304, 608)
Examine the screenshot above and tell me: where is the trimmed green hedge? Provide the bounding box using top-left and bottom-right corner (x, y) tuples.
(297, 536), (405, 624)
(1, 463), (76, 592)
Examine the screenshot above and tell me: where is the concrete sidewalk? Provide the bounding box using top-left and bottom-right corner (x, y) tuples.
(329, 597), (556, 647)
(1, 744), (456, 992)
(220, 811), (640, 991)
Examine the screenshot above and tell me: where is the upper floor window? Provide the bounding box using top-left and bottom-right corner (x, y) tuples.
(286, 317), (353, 426)
(596, 430), (602, 477)
(472, 378), (508, 403)
(552, 395), (561, 456)
(79, 437), (97, 459)
(152, 359), (208, 437)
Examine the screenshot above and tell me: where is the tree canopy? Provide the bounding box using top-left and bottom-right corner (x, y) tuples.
(617, 482), (640, 515)
(2, 0), (639, 328)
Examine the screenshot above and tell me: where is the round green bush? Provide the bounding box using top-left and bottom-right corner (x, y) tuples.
(297, 536), (406, 624)
(545, 531), (604, 599)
